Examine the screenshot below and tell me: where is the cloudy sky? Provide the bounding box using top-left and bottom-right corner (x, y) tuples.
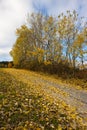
(0, 0), (87, 61)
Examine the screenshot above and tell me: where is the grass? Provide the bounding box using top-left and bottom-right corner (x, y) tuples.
(0, 68), (86, 129)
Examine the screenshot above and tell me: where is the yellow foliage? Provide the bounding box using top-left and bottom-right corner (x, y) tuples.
(44, 61), (52, 65)
(48, 16), (53, 24)
(37, 48), (44, 54)
(0, 68), (86, 129)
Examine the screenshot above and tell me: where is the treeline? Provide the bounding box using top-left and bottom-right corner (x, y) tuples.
(10, 10), (87, 77)
(0, 61), (13, 68)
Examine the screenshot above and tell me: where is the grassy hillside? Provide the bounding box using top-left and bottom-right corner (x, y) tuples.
(0, 68), (86, 129)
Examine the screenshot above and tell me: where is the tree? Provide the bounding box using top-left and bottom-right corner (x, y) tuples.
(57, 10), (85, 68)
(10, 25), (33, 68)
(43, 15), (62, 63)
(10, 11), (87, 71)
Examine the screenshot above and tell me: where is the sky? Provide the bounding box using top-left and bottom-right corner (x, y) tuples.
(0, 0), (87, 61)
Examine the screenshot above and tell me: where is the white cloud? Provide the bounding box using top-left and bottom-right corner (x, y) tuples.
(45, 0), (79, 15)
(0, 48), (11, 54)
(0, 47), (12, 61)
(0, 0), (33, 61)
(0, 0), (87, 61)
(33, 0), (87, 17)
(78, 0), (87, 18)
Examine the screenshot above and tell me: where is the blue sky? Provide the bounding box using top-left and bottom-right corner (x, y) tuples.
(0, 0), (87, 61)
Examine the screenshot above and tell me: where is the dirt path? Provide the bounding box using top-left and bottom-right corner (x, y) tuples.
(5, 69), (87, 124)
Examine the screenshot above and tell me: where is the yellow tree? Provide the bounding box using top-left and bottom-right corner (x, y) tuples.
(57, 10), (84, 68)
(27, 13), (45, 64)
(10, 25), (33, 68)
(43, 15), (62, 63)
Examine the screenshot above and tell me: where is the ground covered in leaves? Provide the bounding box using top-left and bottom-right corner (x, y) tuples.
(0, 68), (87, 130)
